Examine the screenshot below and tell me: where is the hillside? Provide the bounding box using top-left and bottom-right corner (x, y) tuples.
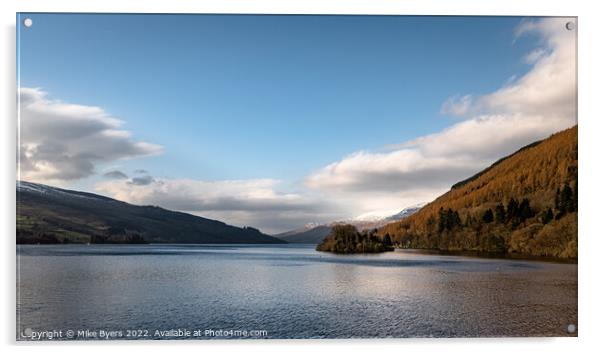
(379, 126), (578, 259)
(275, 225), (332, 244)
(16, 181), (286, 244)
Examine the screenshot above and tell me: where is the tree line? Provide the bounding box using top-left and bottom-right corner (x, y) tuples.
(317, 224), (394, 254)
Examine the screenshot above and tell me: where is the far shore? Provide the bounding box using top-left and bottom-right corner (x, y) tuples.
(17, 242), (576, 263)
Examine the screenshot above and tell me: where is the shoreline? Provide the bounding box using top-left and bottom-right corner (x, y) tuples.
(16, 243), (577, 264)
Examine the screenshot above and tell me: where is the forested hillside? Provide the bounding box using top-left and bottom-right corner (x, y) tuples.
(379, 126), (578, 259)
(17, 181), (285, 244)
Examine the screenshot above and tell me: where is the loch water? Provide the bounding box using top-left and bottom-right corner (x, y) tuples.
(16, 244), (577, 339)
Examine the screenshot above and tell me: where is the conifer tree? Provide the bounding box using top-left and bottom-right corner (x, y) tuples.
(507, 198), (519, 221)
(518, 198), (534, 221)
(542, 208), (554, 224)
(482, 209), (494, 223)
(494, 203), (506, 223)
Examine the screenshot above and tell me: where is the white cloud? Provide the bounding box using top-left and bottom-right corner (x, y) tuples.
(306, 18), (576, 218)
(306, 148), (482, 192)
(18, 87), (162, 184)
(440, 94), (473, 116)
(523, 48), (548, 65)
(95, 178), (341, 234)
(444, 18), (577, 120)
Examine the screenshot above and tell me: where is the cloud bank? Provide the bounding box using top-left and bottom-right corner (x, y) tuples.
(18, 87), (162, 184)
(95, 177), (340, 234)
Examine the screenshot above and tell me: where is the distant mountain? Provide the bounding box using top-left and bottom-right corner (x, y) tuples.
(275, 205), (423, 244)
(274, 225), (332, 244)
(16, 181), (285, 244)
(380, 126), (578, 259)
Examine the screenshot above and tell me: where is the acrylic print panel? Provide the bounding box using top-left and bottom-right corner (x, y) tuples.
(16, 13), (577, 340)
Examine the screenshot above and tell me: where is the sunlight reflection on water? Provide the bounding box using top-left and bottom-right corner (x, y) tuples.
(17, 244), (577, 339)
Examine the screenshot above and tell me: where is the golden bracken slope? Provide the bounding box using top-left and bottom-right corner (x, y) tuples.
(379, 125), (577, 259)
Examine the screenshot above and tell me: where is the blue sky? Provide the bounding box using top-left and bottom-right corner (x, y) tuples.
(17, 15), (576, 232)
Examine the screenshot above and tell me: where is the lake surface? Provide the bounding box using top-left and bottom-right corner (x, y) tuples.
(16, 244), (577, 340)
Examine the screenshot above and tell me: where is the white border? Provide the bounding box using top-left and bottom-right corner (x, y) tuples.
(2, 1), (601, 354)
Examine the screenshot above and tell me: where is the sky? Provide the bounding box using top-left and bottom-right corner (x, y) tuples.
(17, 14), (577, 233)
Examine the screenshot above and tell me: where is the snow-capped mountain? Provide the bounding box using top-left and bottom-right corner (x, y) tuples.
(275, 203), (425, 243)
(384, 203), (426, 222)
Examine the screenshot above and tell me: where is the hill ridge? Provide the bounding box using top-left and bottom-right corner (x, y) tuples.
(17, 181), (285, 244)
(379, 125), (577, 259)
